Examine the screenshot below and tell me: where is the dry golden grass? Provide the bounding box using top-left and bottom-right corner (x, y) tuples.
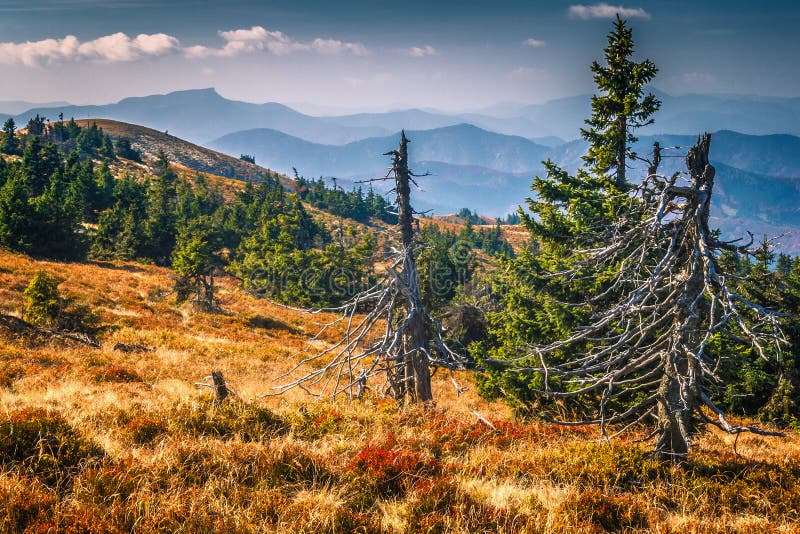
(422, 216), (530, 253)
(1, 248), (799, 533)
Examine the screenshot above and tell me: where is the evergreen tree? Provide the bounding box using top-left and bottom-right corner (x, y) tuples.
(142, 150), (178, 263)
(23, 271), (62, 327)
(115, 137), (141, 161)
(477, 18), (656, 414)
(1, 118), (20, 155)
(90, 202), (143, 260)
(172, 219), (221, 309)
(0, 173), (34, 252)
(21, 137), (61, 196)
(92, 162), (115, 214)
(581, 16), (660, 188)
(777, 253), (792, 276)
(26, 115), (47, 137)
(30, 165), (85, 259)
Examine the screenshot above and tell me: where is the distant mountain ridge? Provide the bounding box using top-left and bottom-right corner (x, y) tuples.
(208, 122), (800, 253)
(6, 86), (800, 252)
(9, 87), (800, 148)
(14, 89), (386, 146)
(0, 100), (69, 116)
(209, 123), (551, 178)
(209, 123), (800, 184)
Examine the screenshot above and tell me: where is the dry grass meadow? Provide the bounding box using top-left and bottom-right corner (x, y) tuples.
(1, 249), (799, 533)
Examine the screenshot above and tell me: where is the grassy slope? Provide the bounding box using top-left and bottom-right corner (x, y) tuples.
(74, 118), (294, 188)
(1, 251), (799, 533)
(425, 215), (530, 252)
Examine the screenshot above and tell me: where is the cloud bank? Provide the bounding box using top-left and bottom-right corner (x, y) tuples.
(0, 26), (368, 66)
(0, 32), (179, 66)
(183, 26), (368, 59)
(568, 3), (650, 20)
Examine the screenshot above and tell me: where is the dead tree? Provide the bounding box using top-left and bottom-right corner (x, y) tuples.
(267, 131), (466, 404)
(493, 133), (785, 461)
(196, 371), (233, 403)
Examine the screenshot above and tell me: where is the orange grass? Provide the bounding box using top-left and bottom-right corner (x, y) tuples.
(0, 249), (799, 533)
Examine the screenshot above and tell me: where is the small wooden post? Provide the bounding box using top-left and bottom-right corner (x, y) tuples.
(210, 370), (230, 403)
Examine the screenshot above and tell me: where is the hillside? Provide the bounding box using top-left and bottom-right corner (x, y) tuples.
(1, 249), (799, 532)
(73, 119), (293, 188)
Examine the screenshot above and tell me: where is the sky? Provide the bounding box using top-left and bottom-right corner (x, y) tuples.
(0, 0), (798, 112)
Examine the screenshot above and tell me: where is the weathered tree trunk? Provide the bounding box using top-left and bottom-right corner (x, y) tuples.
(394, 131), (433, 404)
(654, 134), (714, 462)
(210, 370), (230, 403)
(655, 270), (702, 460)
(616, 114), (627, 188)
(648, 142), (661, 177)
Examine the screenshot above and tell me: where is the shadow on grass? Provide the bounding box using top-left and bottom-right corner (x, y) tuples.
(89, 261), (147, 274)
(247, 315), (300, 335)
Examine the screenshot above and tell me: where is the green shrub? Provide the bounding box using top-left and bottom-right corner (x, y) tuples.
(22, 271), (102, 335)
(23, 271), (62, 327)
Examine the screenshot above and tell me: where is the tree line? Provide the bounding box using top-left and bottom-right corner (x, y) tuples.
(0, 118), (502, 313)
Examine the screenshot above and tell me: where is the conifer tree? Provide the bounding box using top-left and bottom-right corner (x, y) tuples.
(23, 271), (62, 327)
(581, 15), (660, 188)
(478, 18), (660, 413)
(0, 174), (34, 252)
(142, 150), (178, 263)
(1, 118), (20, 155)
(26, 115), (47, 137)
(172, 220), (221, 310)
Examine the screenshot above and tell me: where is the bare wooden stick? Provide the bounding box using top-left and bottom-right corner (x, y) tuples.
(195, 370), (234, 403)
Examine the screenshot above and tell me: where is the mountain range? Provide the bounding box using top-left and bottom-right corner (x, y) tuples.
(5, 87), (800, 252)
(7, 87), (800, 146)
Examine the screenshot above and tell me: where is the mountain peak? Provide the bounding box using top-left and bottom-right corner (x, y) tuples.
(117, 87), (224, 106)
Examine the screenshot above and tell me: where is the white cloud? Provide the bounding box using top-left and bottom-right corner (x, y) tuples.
(185, 25), (369, 59)
(0, 26), (368, 66)
(310, 38), (369, 56)
(218, 26), (270, 43)
(407, 45), (439, 57)
(523, 38), (545, 47)
(0, 32), (179, 66)
(568, 3), (650, 20)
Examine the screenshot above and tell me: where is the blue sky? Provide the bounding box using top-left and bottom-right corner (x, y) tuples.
(0, 0), (797, 110)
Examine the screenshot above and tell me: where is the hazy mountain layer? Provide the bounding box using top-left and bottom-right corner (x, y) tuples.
(10, 88), (800, 147)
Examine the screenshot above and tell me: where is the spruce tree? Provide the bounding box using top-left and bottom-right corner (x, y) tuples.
(142, 150), (178, 263)
(172, 220), (220, 309)
(23, 271), (62, 327)
(0, 173), (34, 252)
(581, 15), (660, 188)
(1, 118), (20, 155)
(477, 18), (657, 414)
